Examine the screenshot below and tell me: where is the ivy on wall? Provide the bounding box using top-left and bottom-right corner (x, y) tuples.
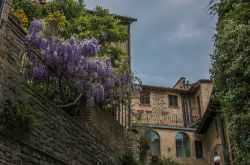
(210, 0), (250, 164)
(0, 99), (34, 131)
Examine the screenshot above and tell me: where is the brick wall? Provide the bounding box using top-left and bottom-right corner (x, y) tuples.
(0, 14), (125, 165)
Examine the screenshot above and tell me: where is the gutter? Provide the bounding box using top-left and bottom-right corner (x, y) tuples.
(133, 124), (196, 132)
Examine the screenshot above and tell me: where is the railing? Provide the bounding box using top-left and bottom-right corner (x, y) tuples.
(132, 113), (184, 127)
(191, 115), (201, 123)
(115, 102), (130, 128)
(132, 111), (201, 128)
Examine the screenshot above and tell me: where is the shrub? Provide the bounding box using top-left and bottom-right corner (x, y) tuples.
(150, 156), (183, 165)
(121, 149), (138, 165)
(0, 99), (34, 131)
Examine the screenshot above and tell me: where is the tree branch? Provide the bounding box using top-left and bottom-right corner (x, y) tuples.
(57, 94), (83, 108)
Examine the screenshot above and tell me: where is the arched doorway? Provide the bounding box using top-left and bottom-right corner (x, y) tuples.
(148, 130), (160, 156)
(176, 132), (191, 158)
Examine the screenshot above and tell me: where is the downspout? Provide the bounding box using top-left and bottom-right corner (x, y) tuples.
(185, 94), (190, 125)
(188, 94), (192, 123)
(181, 92), (186, 127)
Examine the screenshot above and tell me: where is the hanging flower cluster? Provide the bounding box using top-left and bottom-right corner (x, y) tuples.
(25, 20), (141, 107)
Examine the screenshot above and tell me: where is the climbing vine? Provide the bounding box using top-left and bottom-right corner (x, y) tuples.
(11, 0), (141, 110)
(210, 0), (250, 164)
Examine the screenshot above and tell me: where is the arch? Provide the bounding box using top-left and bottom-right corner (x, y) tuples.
(176, 132), (191, 158)
(148, 130), (160, 156)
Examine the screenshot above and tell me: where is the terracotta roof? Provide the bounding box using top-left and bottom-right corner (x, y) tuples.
(195, 100), (219, 134)
(142, 84), (188, 93)
(141, 78), (212, 93)
(114, 14), (137, 23)
(195, 79), (212, 84)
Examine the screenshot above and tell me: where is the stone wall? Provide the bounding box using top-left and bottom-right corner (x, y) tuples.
(131, 82), (213, 127)
(152, 128), (207, 165)
(199, 83), (213, 114)
(131, 89), (184, 126)
(130, 82), (213, 165)
(127, 127), (208, 165)
(189, 83), (213, 119)
(0, 14), (125, 165)
(203, 119), (224, 165)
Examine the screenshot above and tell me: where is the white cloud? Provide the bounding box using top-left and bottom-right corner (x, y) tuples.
(84, 0), (215, 86)
(167, 19), (205, 41)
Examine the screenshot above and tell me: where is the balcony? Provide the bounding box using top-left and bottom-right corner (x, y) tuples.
(132, 111), (201, 128)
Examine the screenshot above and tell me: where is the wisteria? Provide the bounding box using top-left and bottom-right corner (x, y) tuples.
(24, 20), (141, 108)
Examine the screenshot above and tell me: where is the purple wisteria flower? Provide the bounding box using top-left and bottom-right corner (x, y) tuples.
(32, 65), (47, 80)
(69, 37), (75, 46)
(86, 97), (94, 108)
(78, 38), (100, 57)
(132, 85), (142, 93)
(25, 20), (139, 108)
(29, 20), (45, 33)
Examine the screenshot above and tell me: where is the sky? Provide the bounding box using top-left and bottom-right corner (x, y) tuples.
(84, 0), (217, 87)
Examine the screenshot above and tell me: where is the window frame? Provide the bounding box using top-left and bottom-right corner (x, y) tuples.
(148, 130), (160, 156)
(176, 132), (191, 158)
(195, 140), (204, 159)
(168, 94), (178, 107)
(140, 92), (150, 105)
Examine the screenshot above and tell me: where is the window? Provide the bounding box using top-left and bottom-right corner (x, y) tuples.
(195, 140), (204, 158)
(169, 95), (178, 107)
(140, 92), (150, 105)
(149, 131), (160, 156)
(176, 132), (191, 158)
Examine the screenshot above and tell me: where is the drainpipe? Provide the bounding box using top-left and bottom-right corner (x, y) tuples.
(185, 94), (190, 125)
(181, 93), (186, 127)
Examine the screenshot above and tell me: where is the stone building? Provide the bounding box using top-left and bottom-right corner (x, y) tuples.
(130, 77), (228, 165)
